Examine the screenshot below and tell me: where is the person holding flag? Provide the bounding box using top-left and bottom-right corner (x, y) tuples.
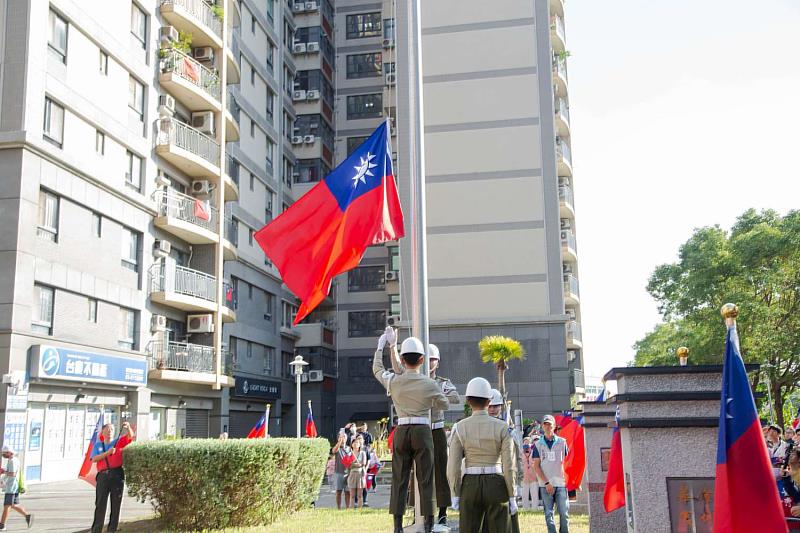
(90, 420), (134, 533)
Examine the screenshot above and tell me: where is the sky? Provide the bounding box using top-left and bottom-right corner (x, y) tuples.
(566, 0), (800, 379)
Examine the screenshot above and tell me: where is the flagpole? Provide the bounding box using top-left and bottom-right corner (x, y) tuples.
(265, 404), (271, 439)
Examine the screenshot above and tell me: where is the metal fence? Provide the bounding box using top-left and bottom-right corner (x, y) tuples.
(556, 137), (572, 166)
(224, 212), (238, 246)
(148, 262), (217, 302)
(154, 189), (218, 232)
(567, 320), (582, 343)
(563, 274), (580, 298)
(148, 340), (215, 373)
(552, 15), (566, 42)
(160, 0), (222, 39)
(556, 97), (570, 124)
(161, 48), (221, 101)
(561, 231), (577, 253)
(222, 280), (237, 311)
(156, 117), (220, 167)
(558, 185), (574, 209)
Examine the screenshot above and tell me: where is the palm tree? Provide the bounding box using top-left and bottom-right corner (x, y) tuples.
(479, 335), (526, 398)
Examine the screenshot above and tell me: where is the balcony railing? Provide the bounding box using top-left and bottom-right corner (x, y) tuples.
(563, 274), (580, 298)
(155, 189), (218, 232)
(551, 15), (566, 43)
(157, 117), (220, 167)
(567, 320), (582, 343)
(161, 48), (221, 101)
(224, 212), (238, 246)
(553, 56), (568, 82)
(555, 97), (570, 124)
(161, 0), (222, 39)
(148, 262), (217, 302)
(559, 185), (574, 210)
(148, 340), (230, 375)
(227, 94), (240, 123)
(570, 368), (585, 390)
(227, 30), (240, 62)
(561, 230), (577, 252)
(222, 280), (237, 311)
(556, 137), (571, 166)
(226, 155), (239, 186)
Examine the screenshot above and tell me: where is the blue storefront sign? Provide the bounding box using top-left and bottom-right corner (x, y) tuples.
(233, 377), (281, 400)
(30, 345), (148, 387)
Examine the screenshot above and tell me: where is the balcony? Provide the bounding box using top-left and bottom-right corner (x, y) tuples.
(154, 189), (219, 244)
(225, 29), (241, 84)
(567, 320), (582, 349)
(561, 230), (578, 261)
(556, 137), (572, 176)
(148, 261), (217, 313)
(563, 274), (580, 305)
(570, 367), (585, 394)
(159, 49), (221, 111)
(221, 279), (237, 322)
(550, 15), (566, 53)
(160, 0), (223, 48)
(224, 155), (239, 201)
(156, 117), (220, 178)
(553, 56), (568, 97)
(555, 97), (570, 137)
(295, 322), (336, 350)
(558, 185), (575, 218)
(147, 340), (235, 386)
(224, 95), (240, 141)
(222, 211), (238, 261)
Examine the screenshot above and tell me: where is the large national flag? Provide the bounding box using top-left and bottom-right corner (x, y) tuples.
(559, 415), (586, 492)
(603, 408), (625, 512)
(255, 122), (404, 324)
(78, 411), (103, 486)
(247, 414), (267, 439)
(713, 324), (786, 532)
(305, 403), (318, 438)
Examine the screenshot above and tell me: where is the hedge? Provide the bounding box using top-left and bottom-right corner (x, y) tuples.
(124, 438), (329, 531)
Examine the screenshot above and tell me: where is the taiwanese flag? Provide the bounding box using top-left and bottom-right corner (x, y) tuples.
(792, 407), (800, 430)
(305, 403), (318, 438)
(713, 324), (786, 532)
(603, 408), (625, 512)
(194, 199), (210, 221)
(78, 411), (103, 487)
(558, 414), (586, 492)
(387, 427), (396, 454)
(247, 414), (267, 439)
(255, 122), (404, 324)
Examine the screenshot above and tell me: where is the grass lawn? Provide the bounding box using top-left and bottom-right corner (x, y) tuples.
(118, 508), (589, 532)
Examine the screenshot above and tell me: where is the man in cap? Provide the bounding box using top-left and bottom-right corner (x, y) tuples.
(533, 415), (570, 533)
(386, 328), (460, 526)
(0, 444), (32, 530)
(448, 377), (515, 533)
(374, 328), (449, 533)
(91, 421), (135, 533)
(484, 389), (521, 533)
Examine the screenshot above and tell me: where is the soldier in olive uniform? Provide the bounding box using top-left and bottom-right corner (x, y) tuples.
(447, 378), (516, 533)
(374, 330), (449, 533)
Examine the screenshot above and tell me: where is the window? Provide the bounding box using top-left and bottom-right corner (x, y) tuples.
(48, 10), (68, 62)
(266, 0), (274, 24)
(383, 18), (396, 41)
(119, 307), (137, 350)
(295, 159), (330, 184)
(348, 310), (386, 338)
(348, 266), (386, 292)
(266, 139), (274, 171)
(121, 227), (139, 272)
(95, 130), (105, 155)
(390, 294), (401, 316)
(251, 15), (256, 33)
(128, 76), (144, 120)
(248, 229), (254, 246)
(32, 285), (55, 335)
(389, 246), (400, 271)
(37, 190), (59, 242)
(264, 346), (275, 374)
(264, 292), (274, 320)
(266, 90), (275, 123)
(251, 66), (256, 85)
(282, 158), (293, 188)
(126, 151), (143, 192)
(384, 62), (396, 75)
(247, 342), (253, 359)
(347, 136), (369, 156)
(88, 298), (98, 323)
(346, 53), (382, 79)
(99, 50), (108, 75)
(130, 3), (147, 49)
(265, 190), (274, 220)
(266, 40), (275, 74)
(250, 119), (255, 137)
(250, 173), (255, 191)
(91, 212), (102, 237)
(248, 283), (254, 300)
(346, 13), (382, 39)
(282, 301), (298, 328)
(348, 357), (375, 381)
(347, 94), (382, 120)
(43, 98), (65, 147)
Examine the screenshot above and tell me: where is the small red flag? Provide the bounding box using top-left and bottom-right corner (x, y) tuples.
(559, 417), (586, 492)
(194, 199), (210, 221)
(603, 410), (625, 513)
(247, 414), (266, 439)
(305, 404), (318, 438)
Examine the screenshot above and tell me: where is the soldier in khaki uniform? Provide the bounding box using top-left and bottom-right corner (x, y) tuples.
(387, 330), (460, 526)
(374, 330), (449, 533)
(486, 390), (521, 533)
(447, 378), (516, 533)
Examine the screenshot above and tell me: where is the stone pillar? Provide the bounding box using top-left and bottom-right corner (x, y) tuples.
(127, 387), (150, 441)
(581, 400), (625, 532)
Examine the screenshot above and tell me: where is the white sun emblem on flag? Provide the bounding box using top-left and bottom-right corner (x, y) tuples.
(352, 153), (378, 188)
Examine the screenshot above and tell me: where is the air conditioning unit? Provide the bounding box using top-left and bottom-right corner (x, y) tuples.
(191, 111), (215, 136)
(192, 180), (212, 195)
(292, 172), (301, 181)
(382, 38), (395, 48)
(158, 95), (176, 117)
(159, 26), (179, 47)
(154, 173), (171, 188)
(562, 263), (573, 274)
(187, 314), (214, 333)
(306, 42), (320, 53)
(308, 369), (323, 382)
(385, 271), (398, 282)
(292, 89), (307, 101)
(300, 373), (309, 383)
(560, 218), (572, 230)
(291, 135), (304, 145)
(386, 315), (401, 327)
(560, 230), (570, 241)
(306, 1), (319, 11)
(264, 313), (272, 321)
(385, 73), (396, 86)
(293, 2), (305, 13)
(390, 124), (397, 137)
(566, 309), (577, 320)
(153, 239), (171, 257)
(303, 135), (316, 144)
(193, 46), (215, 64)
(567, 350), (578, 362)
(306, 89), (320, 100)
(292, 42), (307, 54)
(150, 314), (168, 333)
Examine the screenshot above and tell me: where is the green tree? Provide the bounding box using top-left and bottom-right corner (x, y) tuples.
(634, 209), (800, 427)
(479, 335), (525, 398)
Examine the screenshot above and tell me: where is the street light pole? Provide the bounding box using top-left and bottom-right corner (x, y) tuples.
(289, 355), (308, 438)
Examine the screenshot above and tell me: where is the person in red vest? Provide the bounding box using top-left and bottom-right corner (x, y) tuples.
(90, 421), (134, 533)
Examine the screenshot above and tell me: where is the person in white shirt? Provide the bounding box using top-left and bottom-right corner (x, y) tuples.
(0, 445), (32, 531)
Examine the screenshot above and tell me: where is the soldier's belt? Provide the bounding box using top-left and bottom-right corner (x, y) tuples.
(397, 417), (431, 425)
(464, 466), (502, 475)
(431, 421), (445, 430)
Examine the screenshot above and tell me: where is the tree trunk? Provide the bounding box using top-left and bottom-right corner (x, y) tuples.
(774, 380), (785, 428)
(497, 361), (507, 398)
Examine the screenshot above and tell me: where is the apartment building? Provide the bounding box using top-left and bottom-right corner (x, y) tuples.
(331, 0), (584, 426)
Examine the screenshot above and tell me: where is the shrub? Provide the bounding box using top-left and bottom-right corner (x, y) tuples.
(124, 438), (329, 530)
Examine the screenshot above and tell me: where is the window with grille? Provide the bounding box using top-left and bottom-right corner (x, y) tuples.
(347, 94), (382, 120)
(346, 13), (381, 39)
(32, 285), (54, 335)
(348, 311), (386, 338)
(346, 53), (382, 79)
(348, 266), (386, 292)
(37, 190), (59, 242)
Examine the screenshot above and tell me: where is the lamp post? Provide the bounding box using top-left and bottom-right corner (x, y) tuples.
(288, 354), (308, 438)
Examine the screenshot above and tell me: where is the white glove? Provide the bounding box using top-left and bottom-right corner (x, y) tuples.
(452, 497), (460, 510)
(509, 497), (518, 515)
(377, 334), (387, 350)
(384, 326), (397, 347)
(442, 381), (456, 395)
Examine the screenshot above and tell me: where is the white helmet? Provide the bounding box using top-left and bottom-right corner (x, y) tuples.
(428, 343), (440, 360)
(465, 377), (492, 399)
(400, 337), (425, 356)
(489, 389), (503, 406)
